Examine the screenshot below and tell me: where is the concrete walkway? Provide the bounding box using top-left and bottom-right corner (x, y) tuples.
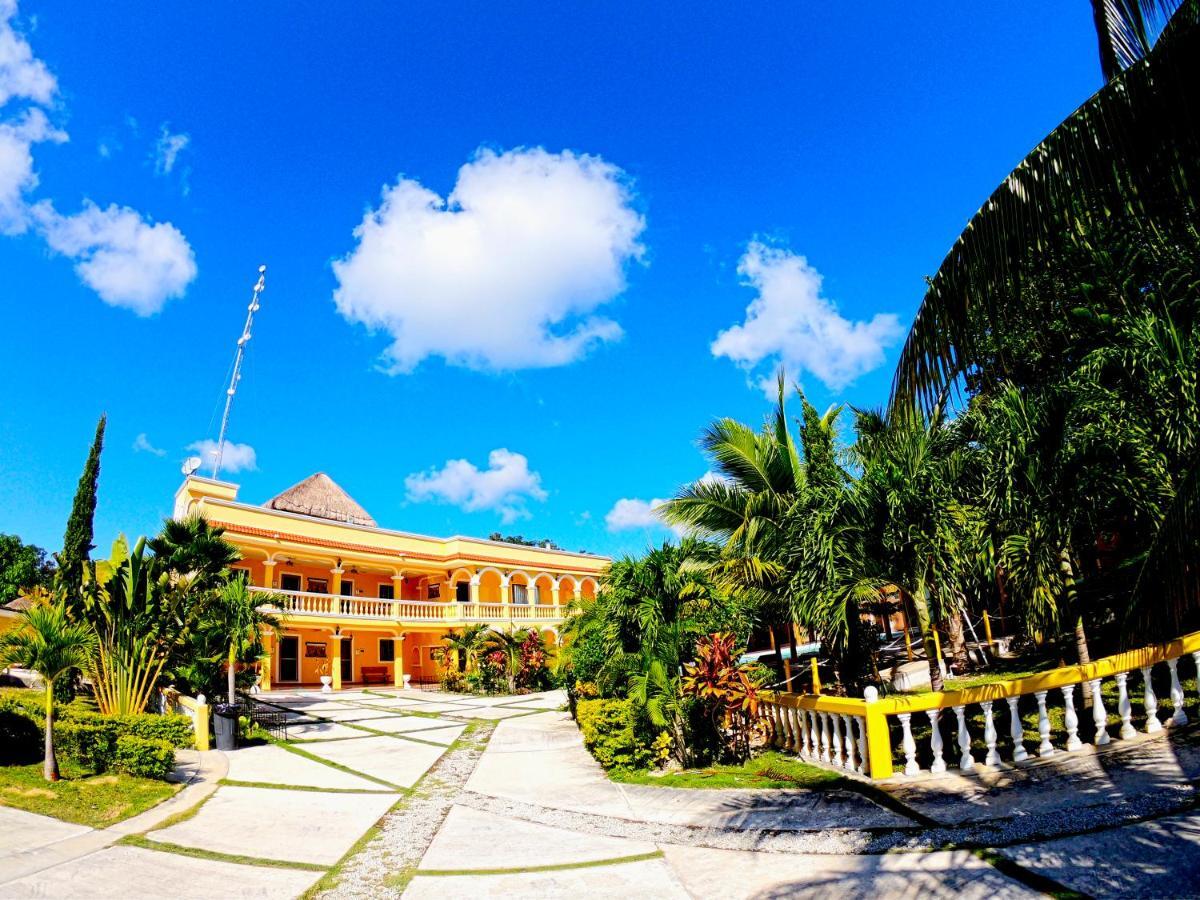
(9, 688), (1200, 897)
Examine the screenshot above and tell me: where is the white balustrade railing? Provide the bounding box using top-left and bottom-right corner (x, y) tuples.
(250, 587), (565, 625)
(761, 697), (868, 776)
(761, 631), (1200, 780)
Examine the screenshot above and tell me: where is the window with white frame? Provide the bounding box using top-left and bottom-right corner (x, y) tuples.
(512, 584), (528, 605)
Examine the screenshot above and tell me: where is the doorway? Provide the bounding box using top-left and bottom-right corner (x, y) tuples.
(340, 637), (353, 683)
(279, 635), (300, 682)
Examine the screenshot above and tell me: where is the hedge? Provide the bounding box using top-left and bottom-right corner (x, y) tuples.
(0, 689), (190, 779)
(575, 698), (654, 771)
(115, 735), (176, 780)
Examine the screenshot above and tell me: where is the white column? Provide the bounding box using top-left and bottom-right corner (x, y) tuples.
(830, 715), (843, 768)
(820, 713), (833, 764)
(1167, 657), (1188, 726)
(954, 705), (975, 771)
(1007, 696), (1028, 762)
(982, 700), (1001, 766)
(799, 708), (811, 757)
(927, 709), (946, 773)
(1091, 678), (1111, 745)
(843, 716), (857, 772)
(898, 713), (919, 776)
(469, 575), (481, 604)
(855, 717), (867, 775)
(1116, 672), (1136, 739)
(1142, 666), (1162, 734)
(1034, 691), (1055, 757)
(1062, 684), (1082, 750)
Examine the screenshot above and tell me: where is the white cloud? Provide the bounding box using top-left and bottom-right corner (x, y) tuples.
(0, 107), (62, 233)
(153, 124), (188, 175)
(697, 469), (731, 487)
(712, 242), (903, 392)
(187, 439), (257, 474)
(0, 1), (197, 310)
(132, 432), (165, 456)
(33, 201), (197, 315)
(605, 497), (671, 532)
(0, 0), (56, 107)
(333, 146), (645, 373)
(405, 448), (547, 524)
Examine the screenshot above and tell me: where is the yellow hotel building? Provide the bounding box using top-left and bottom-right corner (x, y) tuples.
(174, 473), (608, 691)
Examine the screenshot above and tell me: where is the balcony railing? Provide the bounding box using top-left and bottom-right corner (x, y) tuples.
(251, 586), (565, 624)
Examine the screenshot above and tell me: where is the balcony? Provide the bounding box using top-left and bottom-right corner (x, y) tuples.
(250, 586), (566, 625)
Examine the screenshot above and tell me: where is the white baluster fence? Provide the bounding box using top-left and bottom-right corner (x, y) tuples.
(250, 586), (565, 626)
(760, 629), (1200, 780)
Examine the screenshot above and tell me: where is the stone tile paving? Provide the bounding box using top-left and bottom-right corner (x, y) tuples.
(318, 722), (497, 899)
(146, 784), (399, 866)
(0, 844), (322, 899)
(297, 734), (448, 788)
(224, 743), (387, 790)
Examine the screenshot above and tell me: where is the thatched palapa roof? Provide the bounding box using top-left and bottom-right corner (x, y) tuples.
(263, 473), (377, 527)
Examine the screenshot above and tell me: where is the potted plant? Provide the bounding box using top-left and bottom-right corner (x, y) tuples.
(317, 660), (332, 692)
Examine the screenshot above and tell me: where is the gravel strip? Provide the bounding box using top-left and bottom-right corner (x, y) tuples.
(317, 722), (496, 899)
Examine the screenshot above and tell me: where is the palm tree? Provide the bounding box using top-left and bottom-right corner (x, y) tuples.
(662, 374), (837, 683)
(207, 578), (281, 704)
(481, 628), (531, 693)
(148, 515), (241, 593)
(0, 604), (96, 781)
(439, 624), (491, 674)
(891, 3), (1199, 415)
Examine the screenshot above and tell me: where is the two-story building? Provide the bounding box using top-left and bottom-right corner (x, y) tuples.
(174, 473), (608, 691)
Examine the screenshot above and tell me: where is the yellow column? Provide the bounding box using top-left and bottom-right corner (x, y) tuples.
(260, 632), (273, 692)
(391, 574), (405, 619)
(331, 635), (342, 691)
(551, 584), (560, 610)
(904, 630), (914, 662)
(500, 575), (511, 620)
(469, 576), (480, 604)
(983, 610), (994, 647)
(862, 687), (894, 779)
(932, 628), (943, 664)
(261, 559), (276, 589)
(330, 567), (344, 614)
(393, 633), (405, 687)
(811, 657), (821, 694)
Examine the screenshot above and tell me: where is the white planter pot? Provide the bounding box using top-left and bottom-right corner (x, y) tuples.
(402, 674), (412, 689)
(320, 675), (333, 692)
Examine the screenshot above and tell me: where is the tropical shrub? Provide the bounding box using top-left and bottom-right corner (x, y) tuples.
(681, 633), (762, 763)
(55, 721), (118, 772)
(575, 698), (654, 771)
(114, 735), (175, 780)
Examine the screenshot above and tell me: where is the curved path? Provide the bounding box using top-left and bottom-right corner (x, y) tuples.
(5, 688), (1200, 898)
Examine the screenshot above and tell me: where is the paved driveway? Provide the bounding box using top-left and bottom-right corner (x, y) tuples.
(9, 688), (1200, 898)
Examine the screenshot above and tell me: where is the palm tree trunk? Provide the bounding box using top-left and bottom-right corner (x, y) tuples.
(227, 646), (237, 705)
(44, 679), (59, 782)
(787, 623), (799, 690)
(910, 588), (943, 691)
(947, 610), (970, 673)
(1074, 616), (1091, 666)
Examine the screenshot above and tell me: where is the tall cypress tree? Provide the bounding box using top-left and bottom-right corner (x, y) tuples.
(57, 414), (106, 605)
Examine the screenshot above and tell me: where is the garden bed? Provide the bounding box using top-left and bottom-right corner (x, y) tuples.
(610, 751), (845, 790)
(0, 758), (179, 828)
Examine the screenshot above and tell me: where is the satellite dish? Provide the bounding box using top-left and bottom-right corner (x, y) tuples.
(181, 456), (203, 476)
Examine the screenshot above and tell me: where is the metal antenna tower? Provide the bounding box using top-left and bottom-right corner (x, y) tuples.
(212, 265), (267, 480)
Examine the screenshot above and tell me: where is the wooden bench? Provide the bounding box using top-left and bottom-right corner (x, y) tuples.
(360, 666), (390, 685)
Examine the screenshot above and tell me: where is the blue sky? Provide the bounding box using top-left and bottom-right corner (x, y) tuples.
(0, 2), (1101, 559)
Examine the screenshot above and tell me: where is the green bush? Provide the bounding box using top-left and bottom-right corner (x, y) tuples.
(114, 735), (176, 780)
(576, 698), (653, 771)
(0, 689), (193, 773)
(117, 714), (194, 749)
(56, 721), (119, 772)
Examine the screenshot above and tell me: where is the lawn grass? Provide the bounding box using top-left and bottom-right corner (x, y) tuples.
(611, 750), (846, 790)
(0, 759), (179, 828)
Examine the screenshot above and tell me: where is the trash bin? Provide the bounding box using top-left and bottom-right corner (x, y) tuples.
(213, 704), (238, 751)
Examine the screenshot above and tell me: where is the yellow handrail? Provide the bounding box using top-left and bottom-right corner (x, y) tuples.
(759, 626), (1200, 780)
